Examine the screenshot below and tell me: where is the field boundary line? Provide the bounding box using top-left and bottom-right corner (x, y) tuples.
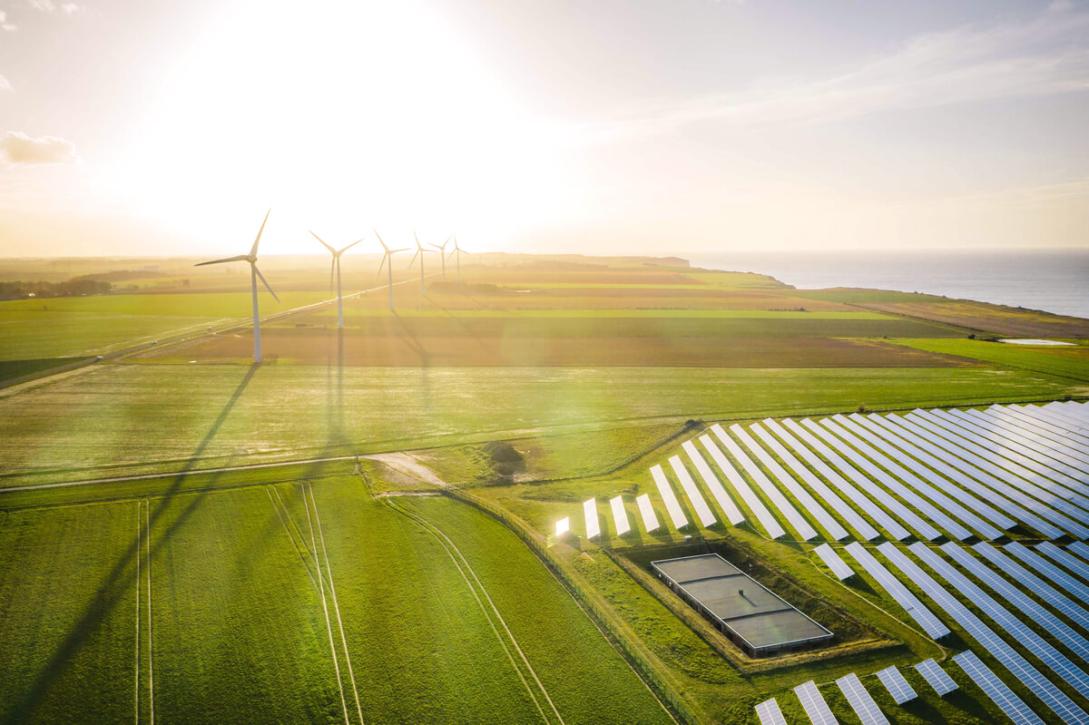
(134, 500), (141, 725)
(145, 498), (155, 725)
(385, 496), (564, 725)
(265, 487), (320, 593)
(307, 483), (365, 725)
(301, 483), (351, 725)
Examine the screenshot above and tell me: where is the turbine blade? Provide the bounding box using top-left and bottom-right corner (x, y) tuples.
(391, 247), (410, 254)
(310, 231), (336, 255)
(409, 249), (420, 268)
(339, 238), (364, 254)
(250, 208), (271, 257)
(253, 264), (280, 303)
(195, 254), (250, 267)
(373, 228), (390, 253)
(330, 258), (336, 290)
(376, 253), (388, 279)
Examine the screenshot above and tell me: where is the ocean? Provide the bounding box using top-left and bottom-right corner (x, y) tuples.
(687, 249), (1089, 320)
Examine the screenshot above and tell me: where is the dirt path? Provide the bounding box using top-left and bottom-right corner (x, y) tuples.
(364, 453), (448, 488)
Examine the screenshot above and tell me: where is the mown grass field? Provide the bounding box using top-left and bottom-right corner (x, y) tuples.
(0, 464), (670, 724)
(895, 337), (1089, 382)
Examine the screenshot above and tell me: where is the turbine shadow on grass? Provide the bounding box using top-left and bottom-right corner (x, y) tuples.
(3, 363), (260, 724)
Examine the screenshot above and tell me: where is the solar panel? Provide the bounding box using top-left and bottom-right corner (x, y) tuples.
(1033, 404), (1089, 436)
(583, 498), (600, 540)
(1000, 406), (1089, 457)
(697, 433), (785, 539)
(751, 421), (879, 540)
(554, 517), (570, 538)
(914, 659), (957, 697)
(921, 409), (1088, 505)
(1005, 542), (1089, 601)
(836, 673), (888, 725)
(814, 417), (979, 541)
(635, 494), (660, 533)
(712, 424), (816, 540)
(754, 698), (787, 725)
(900, 412), (1089, 538)
(732, 423), (847, 540)
(844, 542), (949, 639)
(814, 543), (854, 580)
(682, 440), (745, 525)
(788, 418), (938, 540)
(609, 496), (630, 536)
(973, 542), (1089, 632)
(1036, 541), (1089, 583)
(793, 680), (836, 725)
(770, 419), (910, 541)
(941, 542), (1089, 663)
(831, 414), (1004, 540)
(985, 406), (1089, 465)
(909, 542), (1089, 702)
(959, 408), (1089, 482)
(880, 543), (1087, 723)
(853, 413), (1016, 531)
(668, 454), (718, 528)
(875, 665), (916, 705)
(1068, 540), (1089, 564)
(650, 464), (688, 530)
(953, 651), (1043, 725)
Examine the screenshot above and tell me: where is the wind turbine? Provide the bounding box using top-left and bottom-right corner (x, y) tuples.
(409, 231), (432, 297)
(311, 231), (363, 329)
(431, 236), (451, 279)
(451, 236), (469, 280)
(195, 209), (279, 363)
(374, 230), (408, 311)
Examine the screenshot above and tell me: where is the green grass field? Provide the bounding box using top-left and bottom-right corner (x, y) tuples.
(2, 254), (1088, 724)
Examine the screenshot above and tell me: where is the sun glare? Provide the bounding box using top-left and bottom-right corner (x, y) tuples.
(103, 0), (578, 253)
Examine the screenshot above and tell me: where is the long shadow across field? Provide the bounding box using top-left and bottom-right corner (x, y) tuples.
(3, 363), (259, 723)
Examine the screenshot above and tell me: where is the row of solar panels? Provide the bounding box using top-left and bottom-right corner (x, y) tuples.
(756, 659), (958, 725)
(561, 401), (1089, 548)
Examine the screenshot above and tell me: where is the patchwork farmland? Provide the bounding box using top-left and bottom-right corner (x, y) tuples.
(2, 254), (1088, 723)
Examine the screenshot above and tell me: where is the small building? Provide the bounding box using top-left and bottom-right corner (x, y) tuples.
(651, 553), (833, 657)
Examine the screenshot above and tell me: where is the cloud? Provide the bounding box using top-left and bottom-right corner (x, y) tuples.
(0, 10), (16, 30)
(596, 2), (1089, 139)
(27, 0), (78, 14)
(1, 131), (76, 164)
(0, 74), (10, 92)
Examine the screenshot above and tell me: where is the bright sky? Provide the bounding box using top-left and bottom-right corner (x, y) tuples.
(0, 0), (1087, 256)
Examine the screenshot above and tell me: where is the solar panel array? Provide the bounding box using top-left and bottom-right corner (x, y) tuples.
(875, 665), (916, 705)
(698, 432), (785, 539)
(813, 543), (853, 580)
(754, 698), (786, 725)
(793, 680), (836, 725)
(953, 651), (1043, 725)
(914, 659), (957, 697)
(650, 464), (688, 530)
(582, 498), (600, 540)
(609, 495), (630, 537)
(836, 673), (887, 725)
(668, 454), (717, 528)
(635, 493), (660, 533)
(681, 440), (745, 525)
(845, 542), (949, 639)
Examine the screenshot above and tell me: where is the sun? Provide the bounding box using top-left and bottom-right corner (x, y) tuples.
(101, 0), (581, 254)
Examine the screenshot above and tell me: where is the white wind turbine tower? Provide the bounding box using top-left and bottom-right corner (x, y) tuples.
(409, 231), (432, 297)
(311, 231), (363, 328)
(374, 230), (408, 311)
(195, 209), (279, 363)
(451, 236), (469, 280)
(431, 236), (451, 279)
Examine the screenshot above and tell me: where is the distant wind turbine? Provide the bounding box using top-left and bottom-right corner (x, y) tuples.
(451, 236), (469, 280)
(311, 231), (363, 329)
(374, 230), (408, 311)
(195, 209), (279, 363)
(431, 236), (451, 279)
(409, 231), (432, 297)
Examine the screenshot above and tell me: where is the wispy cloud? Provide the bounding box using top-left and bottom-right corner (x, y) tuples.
(0, 74), (10, 92)
(1, 131), (76, 164)
(0, 10), (16, 31)
(598, 2), (1089, 139)
(27, 0), (78, 14)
